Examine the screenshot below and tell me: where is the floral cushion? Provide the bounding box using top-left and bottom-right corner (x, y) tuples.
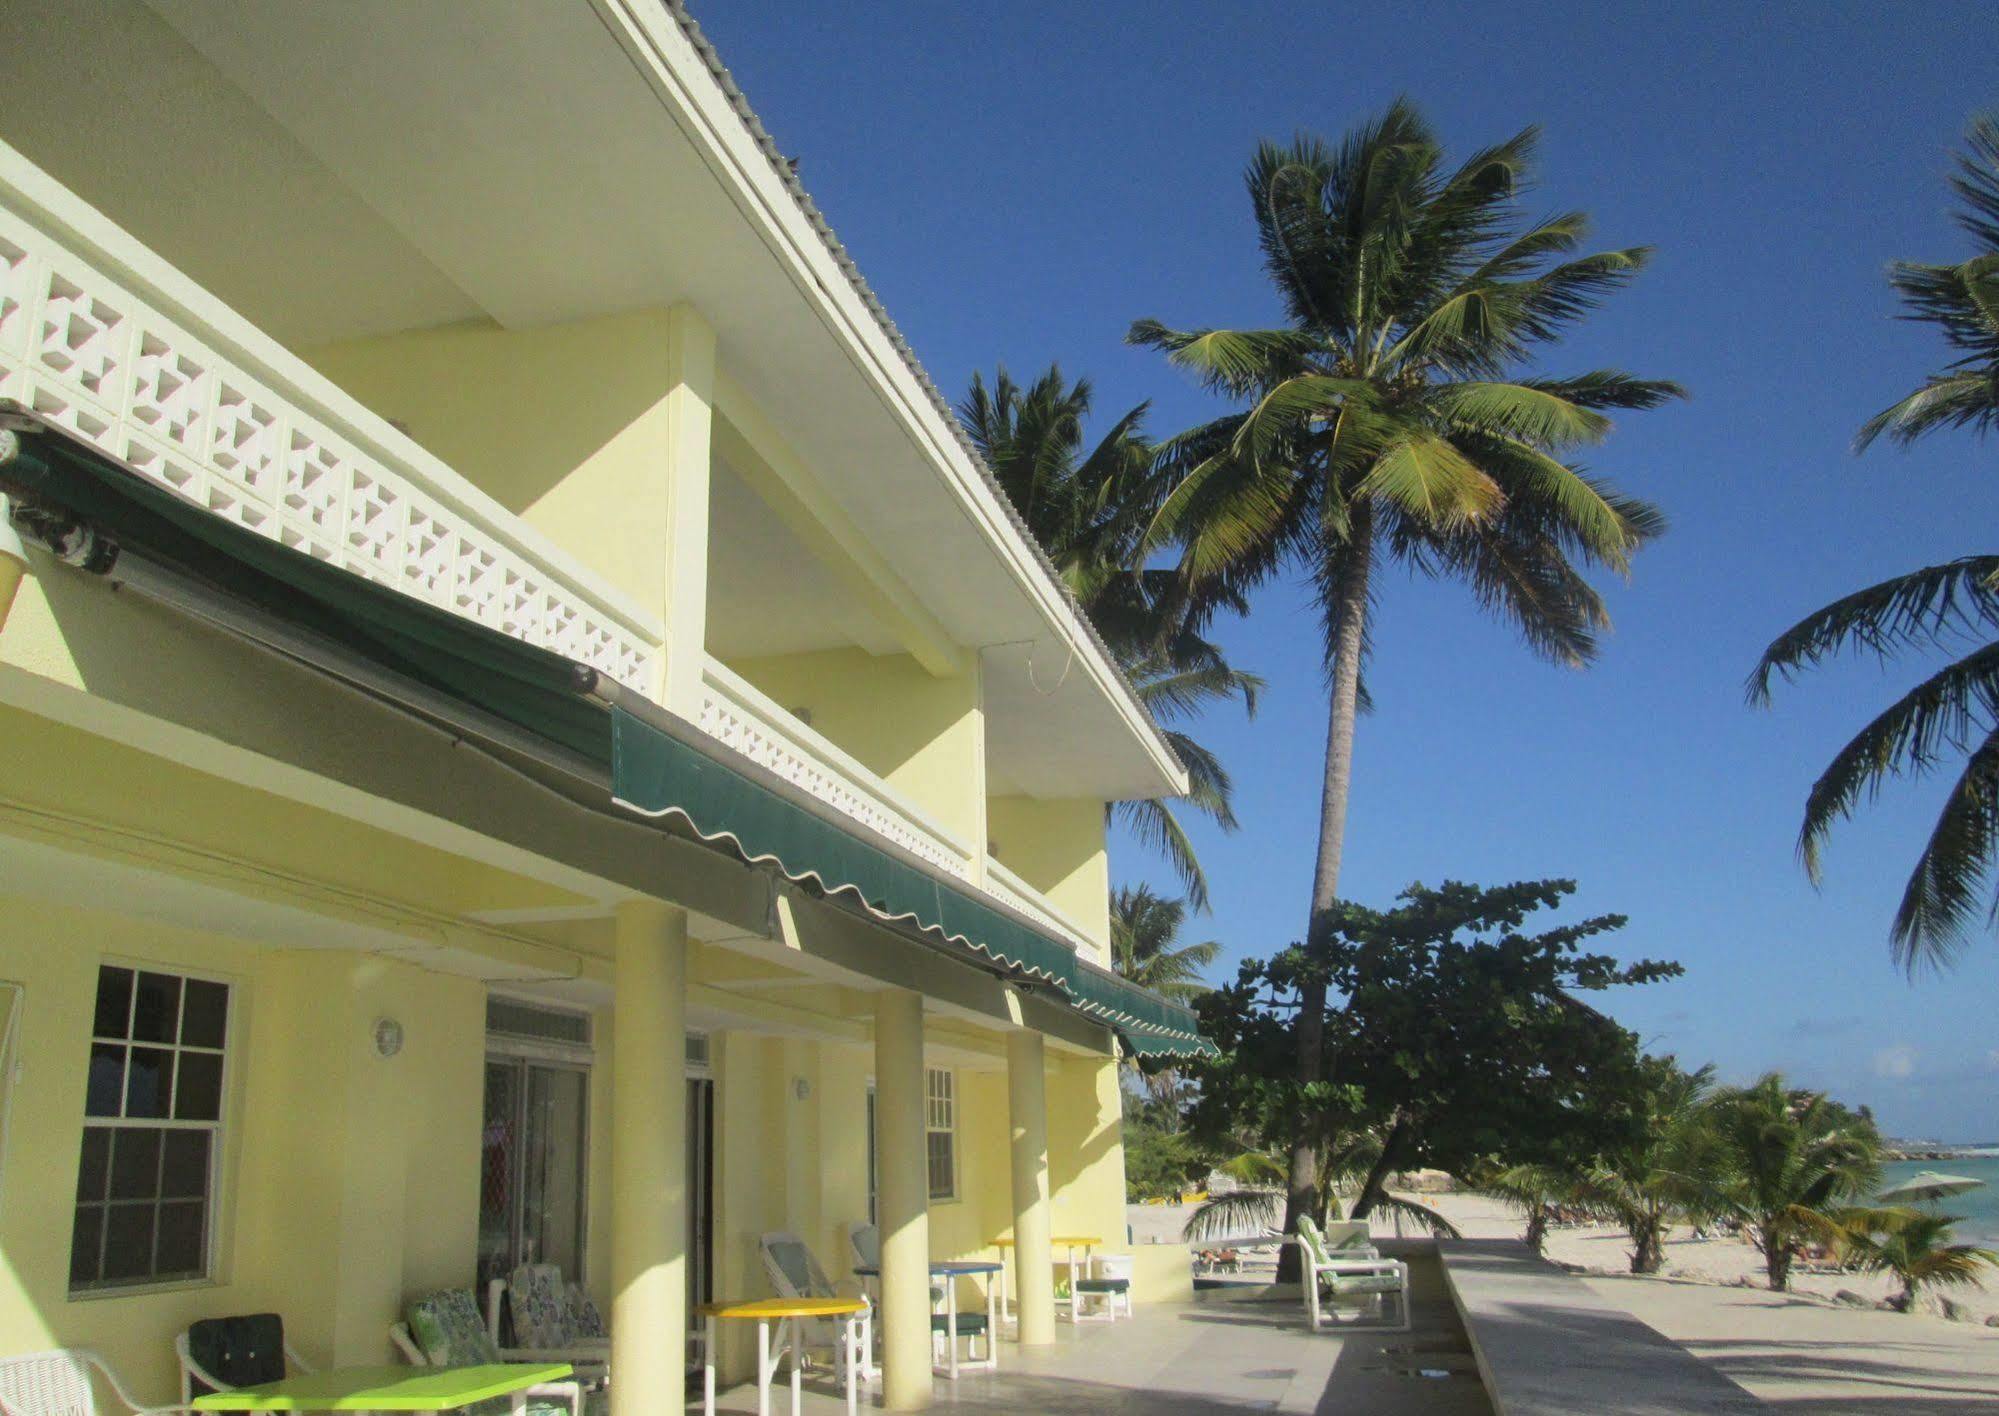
(406, 1289), (502, 1366)
(563, 1282), (607, 1340)
(469, 1391), (604, 1416)
(507, 1264), (571, 1348)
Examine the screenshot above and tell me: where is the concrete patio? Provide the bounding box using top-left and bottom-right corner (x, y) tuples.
(698, 1246), (1492, 1415)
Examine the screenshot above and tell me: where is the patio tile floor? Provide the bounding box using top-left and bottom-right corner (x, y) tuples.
(695, 1255), (1492, 1414)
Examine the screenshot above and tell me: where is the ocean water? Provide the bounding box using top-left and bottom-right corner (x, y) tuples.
(1876, 1154), (1999, 1247)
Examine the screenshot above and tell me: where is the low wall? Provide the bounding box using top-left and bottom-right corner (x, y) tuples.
(1127, 1244), (1195, 1304)
(1438, 1239), (1765, 1415)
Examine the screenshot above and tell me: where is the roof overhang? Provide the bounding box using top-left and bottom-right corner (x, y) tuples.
(0, 0), (1184, 802)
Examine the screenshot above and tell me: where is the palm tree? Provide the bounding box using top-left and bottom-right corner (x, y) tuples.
(1110, 884), (1222, 1001)
(1749, 117), (1999, 972)
(1708, 1073), (1881, 1291)
(1182, 1125), (1460, 1243)
(961, 366), (1262, 907)
(1582, 1059), (1723, 1273)
(1836, 1207), (1999, 1312)
(1475, 1162), (1576, 1256)
(1130, 100), (1679, 1249)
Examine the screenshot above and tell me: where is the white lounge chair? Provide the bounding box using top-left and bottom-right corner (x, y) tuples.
(845, 1222), (989, 1370)
(1296, 1216), (1410, 1332)
(759, 1230), (874, 1382)
(0, 1349), (187, 1416)
(392, 1288), (588, 1416)
(483, 1264), (612, 1385)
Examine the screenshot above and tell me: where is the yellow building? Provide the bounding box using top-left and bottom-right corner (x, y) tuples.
(0, 4), (1210, 1414)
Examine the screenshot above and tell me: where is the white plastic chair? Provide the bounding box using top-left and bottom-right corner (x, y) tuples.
(173, 1330), (313, 1407)
(758, 1230), (874, 1382)
(0, 1349), (188, 1416)
(842, 1223), (985, 1371)
(1295, 1218), (1410, 1332)
(481, 1269), (611, 1385)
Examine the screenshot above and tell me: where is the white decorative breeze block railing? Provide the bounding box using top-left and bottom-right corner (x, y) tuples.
(698, 658), (976, 883)
(0, 196), (659, 691)
(984, 859), (1102, 957)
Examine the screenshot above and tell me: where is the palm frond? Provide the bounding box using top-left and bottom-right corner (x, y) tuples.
(1110, 799), (1212, 912)
(1795, 641), (1999, 882)
(1747, 557), (1999, 702)
(1427, 380), (1614, 449)
(1888, 724), (1999, 972)
(1183, 1188), (1283, 1244)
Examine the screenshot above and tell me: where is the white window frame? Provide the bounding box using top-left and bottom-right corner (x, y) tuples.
(71, 961), (232, 1297)
(925, 1067), (956, 1202)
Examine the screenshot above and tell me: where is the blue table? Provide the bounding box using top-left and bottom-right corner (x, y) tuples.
(853, 1260), (1003, 1378)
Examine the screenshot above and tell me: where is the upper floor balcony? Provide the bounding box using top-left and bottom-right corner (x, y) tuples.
(0, 1), (1181, 963)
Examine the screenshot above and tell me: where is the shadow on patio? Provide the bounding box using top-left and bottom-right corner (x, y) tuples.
(696, 1251), (1491, 1414)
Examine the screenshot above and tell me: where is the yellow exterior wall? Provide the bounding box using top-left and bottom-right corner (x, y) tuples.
(1045, 1054), (1127, 1255)
(728, 649), (984, 854)
(302, 311), (691, 621)
(0, 901), (483, 1404)
(986, 796), (1112, 952)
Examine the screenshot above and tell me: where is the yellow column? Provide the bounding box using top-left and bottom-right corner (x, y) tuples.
(873, 989), (931, 1410)
(611, 899), (688, 1416)
(661, 303), (716, 714)
(0, 502), (27, 632)
(1006, 1028), (1056, 1346)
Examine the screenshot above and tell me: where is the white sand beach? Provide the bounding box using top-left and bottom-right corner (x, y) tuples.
(1423, 1190), (1999, 1326)
(1140, 1192), (1999, 1408)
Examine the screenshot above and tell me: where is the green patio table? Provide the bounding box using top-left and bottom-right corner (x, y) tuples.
(190, 1363), (573, 1412)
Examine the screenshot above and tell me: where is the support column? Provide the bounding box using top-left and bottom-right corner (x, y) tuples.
(873, 989), (931, 1410)
(0, 500), (27, 633)
(1006, 1028), (1056, 1346)
(611, 899), (688, 1416)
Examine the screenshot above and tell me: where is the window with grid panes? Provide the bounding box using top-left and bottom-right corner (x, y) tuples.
(925, 1067), (955, 1201)
(71, 965), (229, 1292)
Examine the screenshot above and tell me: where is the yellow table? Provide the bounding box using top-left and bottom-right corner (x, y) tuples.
(697, 1296), (867, 1416)
(990, 1234), (1102, 1325)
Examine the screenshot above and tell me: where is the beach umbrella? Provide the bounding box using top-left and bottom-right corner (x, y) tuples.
(1877, 1170), (1986, 1204)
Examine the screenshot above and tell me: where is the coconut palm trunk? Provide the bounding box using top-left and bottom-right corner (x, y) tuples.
(1131, 103), (1678, 1281)
(1283, 506), (1376, 1270)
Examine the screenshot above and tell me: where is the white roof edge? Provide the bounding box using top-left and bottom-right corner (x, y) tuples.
(642, 0), (1187, 797)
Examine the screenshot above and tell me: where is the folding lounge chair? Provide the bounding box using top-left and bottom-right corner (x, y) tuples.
(1296, 1215), (1410, 1332)
(759, 1231), (874, 1383)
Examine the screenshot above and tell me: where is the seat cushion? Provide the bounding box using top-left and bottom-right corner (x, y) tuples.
(508, 1264), (572, 1348)
(1327, 1275), (1402, 1296)
(186, 1313), (287, 1395)
(407, 1289), (502, 1366)
(930, 1311), (989, 1335)
(1076, 1278), (1129, 1293)
(563, 1282), (608, 1340)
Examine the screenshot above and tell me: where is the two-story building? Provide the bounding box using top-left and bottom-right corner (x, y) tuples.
(0, 3), (1209, 1412)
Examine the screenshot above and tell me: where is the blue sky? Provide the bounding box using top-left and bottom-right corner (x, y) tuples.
(695, 1), (1999, 1140)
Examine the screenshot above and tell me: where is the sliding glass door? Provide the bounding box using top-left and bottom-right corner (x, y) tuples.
(480, 1056), (589, 1288)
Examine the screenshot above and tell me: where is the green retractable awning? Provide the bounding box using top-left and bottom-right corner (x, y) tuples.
(610, 705), (1076, 984)
(0, 422), (609, 764)
(0, 416), (1214, 1057)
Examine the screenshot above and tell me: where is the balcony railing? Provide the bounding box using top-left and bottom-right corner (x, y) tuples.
(0, 154), (662, 692)
(696, 657), (977, 881)
(0, 150), (1102, 966)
